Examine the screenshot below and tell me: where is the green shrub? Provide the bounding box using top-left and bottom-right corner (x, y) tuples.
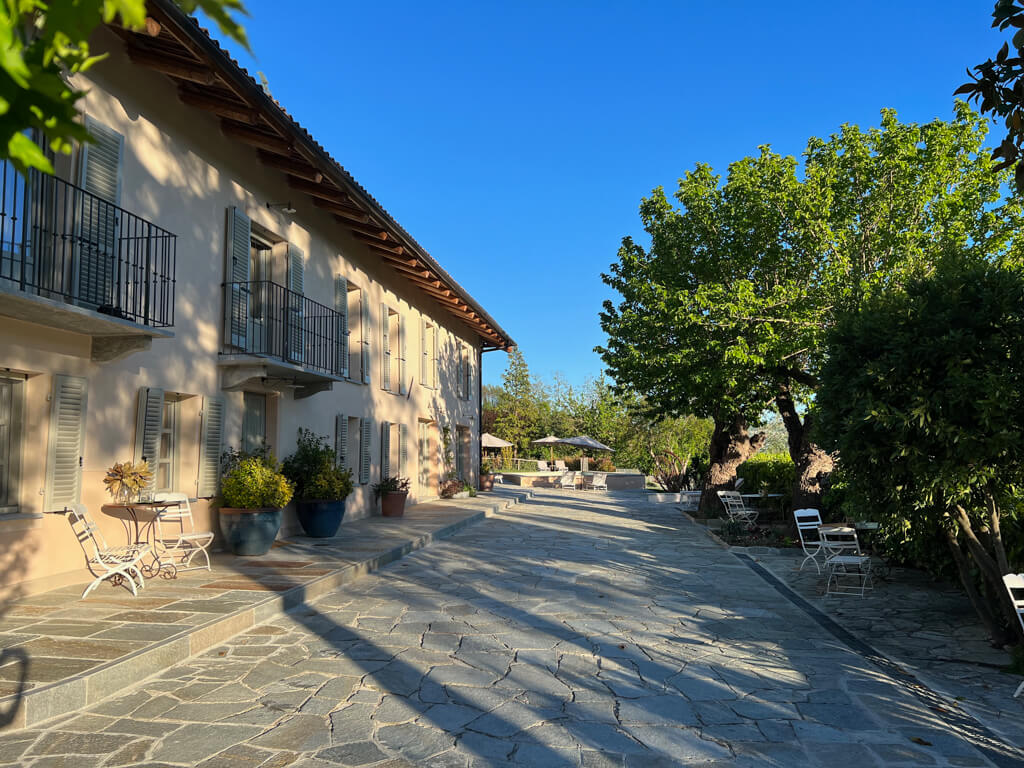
(282, 429), (352, 502)
(372, 476), (410, 499)
(593, 457), (616, 472)
(737, 453), (795, 509)
(221, 456), (294, 509)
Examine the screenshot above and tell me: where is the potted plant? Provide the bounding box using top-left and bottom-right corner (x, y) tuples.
(479, 460), (495, 491)
(218, 448), (294, 556)
(282, 429), (353, 538)
(372, 476), (410, 517)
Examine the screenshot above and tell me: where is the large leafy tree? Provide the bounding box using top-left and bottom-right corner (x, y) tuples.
(601, 105), (1023, 513)
(492, 347), (538, 456)
(1, 0), (249, 175)
(816, 261), (1024, 645)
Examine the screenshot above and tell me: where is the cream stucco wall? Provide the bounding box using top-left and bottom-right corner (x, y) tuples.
(0, 27), (490, 597)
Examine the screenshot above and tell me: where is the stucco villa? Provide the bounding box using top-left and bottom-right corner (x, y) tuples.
(0, 1), (513, 599)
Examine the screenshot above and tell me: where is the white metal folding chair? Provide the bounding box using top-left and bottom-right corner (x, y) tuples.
(152, 492), (215, 575)
(559, 471), (577, 490)
(1002, 573), (1024, 698)
(67, 504), (150, 598)
(584, 472), (608, 490)
(794, 508), (824, 573)
(821, 527), (872, 597)
(717, 490), (758, 526)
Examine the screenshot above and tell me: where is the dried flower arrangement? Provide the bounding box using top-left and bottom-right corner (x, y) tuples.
(103, 460), (153, 503)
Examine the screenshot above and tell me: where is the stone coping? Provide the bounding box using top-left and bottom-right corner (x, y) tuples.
(0, 488), (534, 732)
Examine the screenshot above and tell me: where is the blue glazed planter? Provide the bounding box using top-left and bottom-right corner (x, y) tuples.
(219, 507), (283, 556)
(296, 499), (346, 538)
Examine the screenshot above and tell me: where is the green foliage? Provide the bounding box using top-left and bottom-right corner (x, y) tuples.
(281, 429), (352, 502)
(372, 476), (410, 499)
(221, 455), (293, 510)
(493, 348), (538, 455)
(1, 0), (249, 174)
(736, 453), (796, 510)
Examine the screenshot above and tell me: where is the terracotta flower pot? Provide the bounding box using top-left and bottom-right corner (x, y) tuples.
(381, 491), (408, 517)
(218, 507), (283, 556)
(479, 474), (495, 491)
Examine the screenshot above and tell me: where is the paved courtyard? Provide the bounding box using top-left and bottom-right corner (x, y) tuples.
(1, 490), (1021, 767)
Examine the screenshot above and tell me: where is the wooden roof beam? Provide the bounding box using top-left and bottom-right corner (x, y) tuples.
(256, 151), (323, 183)
(179, 87), (259, 124)
(345, 221), (391, 241)
(126, 45), (216, 84)
(288, 177), (353, 204)
(221, 120), (291, 154)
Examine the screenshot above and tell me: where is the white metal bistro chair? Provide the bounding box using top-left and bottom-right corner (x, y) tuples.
(794, 508), (824, 573)
(717, 490), (758, 526)
(1003, 573), (1024, 697)
(152, 492), (215, 576)
(584, 472), (608, 491)
(67, 504), (150, 598)
(820, 527), (872, 597)
(558, 471), (577, 490)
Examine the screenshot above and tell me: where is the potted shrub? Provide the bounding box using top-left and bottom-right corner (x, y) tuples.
(479, 460), (495, 491)
(218, 448), (294, 556)
(373, 476), (410, 517)
(282, 429), (353, 538)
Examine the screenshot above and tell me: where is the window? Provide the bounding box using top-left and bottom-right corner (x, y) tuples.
(380, 304), (406, 394)
(334, 413), (363, 480)
(345, 283), (369, 383)
(457, 344), (472, 400)
(242, 392), (267, 454)
(0, 376), (24, 514)
(155, 398), (178, 493)
(380, 421), (407, 480)
(418, 420), (432, 491)
(421, 320), (438, 389)
(455, 425), (470, 481)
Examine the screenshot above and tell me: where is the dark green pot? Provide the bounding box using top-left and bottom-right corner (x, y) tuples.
(296, 499), (346, 538)
(219, 507), (282, 556)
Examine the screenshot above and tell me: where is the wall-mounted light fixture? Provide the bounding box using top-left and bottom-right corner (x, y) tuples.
(266, 201), (296, 214)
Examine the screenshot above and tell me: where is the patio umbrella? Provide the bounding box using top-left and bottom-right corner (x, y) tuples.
(530, 435), (564, 463)
(481, 433), (513, 450)
(561, 435), (615, 452)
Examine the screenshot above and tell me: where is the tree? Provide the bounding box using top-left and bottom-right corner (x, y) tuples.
(815, 260), (1024, 645)
(1, 0), (249, 175)
(956, 1), (1024, 186)
(492, 348), (537, 456)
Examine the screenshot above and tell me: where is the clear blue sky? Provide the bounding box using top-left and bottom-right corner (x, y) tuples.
(207, 1), (1004, 389)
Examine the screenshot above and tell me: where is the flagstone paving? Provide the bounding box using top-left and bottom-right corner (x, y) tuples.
(2, 490), (1022, 766)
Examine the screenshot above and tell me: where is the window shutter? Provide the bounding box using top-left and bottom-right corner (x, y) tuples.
(334, 275), (349, 378)
(224, 207), (251, 348)
(381, 303), (390, 391)
(359, 418), (371, 484)
(399, 314), (408, 395)
(433, 327), (439, 389)
(335, 413), (347, 468)
(361, 292), (371, 385)
(456, 345), (464, 399)
(381, 421), (391, 480)
(134, 387), (165, 493)
(399, 424), (408, 478)
(197, 396), (224, 498)
(467, 346), (474, 402)
(287, 244), (305, 363)
(44, 375), (88, 512)
(77, 117), (123, 309)
(420, 319), (428, 387)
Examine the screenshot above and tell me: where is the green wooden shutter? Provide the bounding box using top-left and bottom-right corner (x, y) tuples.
(197, 396), (224, 498)
(335, 413), (347, 468)
(359, 418), (371, 484)
(399, 424), (408, 478)
(334, 274), (349, 377)
(134, 387), (164, 493)
(77, 117), (123, 309)
(399, 314), (408, 395)
(287, 244), (305, 363)
(381, 303), (390, 391)
(44, 375), (88, 512)
(361, 291), (371, 385)
(381, 421), (391, 479)
(224, 207), (251, 348)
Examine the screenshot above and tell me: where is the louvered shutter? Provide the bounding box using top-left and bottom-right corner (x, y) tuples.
(433, 327), (439, 389)
(420, 319), (428, 387)
(77, 118), (123, 309)
(224, 207), (251, 348)
(359, 418), (371, 484)
(361, 293), (371, 385)
(456, 345), (465, 399)
(335, 413), (347, 468)
(134, 387), (164, 493)
(334, 275), (349, 377)
(381, 421), (391, 479)
(287, 244), (305, 363)
(399, 424), (408, 478)
(197, 396), (224, 497)
(467, 346), (474, 402)
(44, 375), (88, 512)
(381, 303), (390, 391)
(399, 314), (408, 395)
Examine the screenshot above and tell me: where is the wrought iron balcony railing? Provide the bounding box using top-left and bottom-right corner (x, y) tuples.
(223, 280), (344, 377)
(0, 160), (176, 328)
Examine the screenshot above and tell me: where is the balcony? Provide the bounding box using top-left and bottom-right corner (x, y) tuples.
(219, 280), (345, 397)
(0, 161), (176, 360)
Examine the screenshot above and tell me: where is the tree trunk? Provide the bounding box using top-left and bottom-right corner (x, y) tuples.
(699, 414), (765, 515)
(775, 385), (835, 512)
(943, 522), (1015, 647)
